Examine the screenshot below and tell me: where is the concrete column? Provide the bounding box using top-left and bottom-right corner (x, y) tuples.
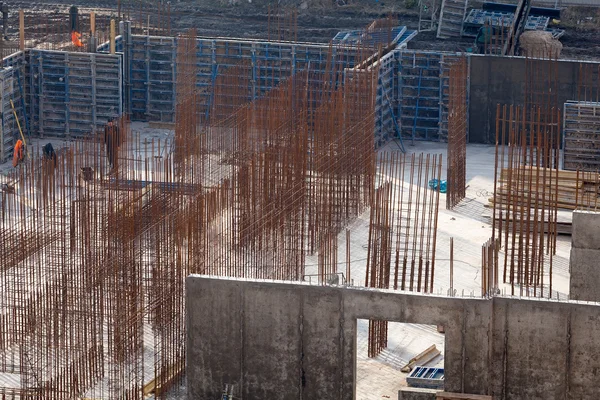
(570, 210), (600, 301)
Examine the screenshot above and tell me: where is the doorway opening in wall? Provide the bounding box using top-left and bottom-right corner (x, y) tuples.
(355, 319), (445, 400)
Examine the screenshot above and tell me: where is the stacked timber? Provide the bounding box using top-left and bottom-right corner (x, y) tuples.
(490, 166), (600, 210)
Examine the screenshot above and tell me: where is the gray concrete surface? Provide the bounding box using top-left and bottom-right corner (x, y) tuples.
(398, 387), (438, 400)
(570, 210), (600, 301)
(187, 276), (600, 400)
(572, 210), (600, 250)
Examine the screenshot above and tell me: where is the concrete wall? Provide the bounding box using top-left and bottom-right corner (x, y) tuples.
(468, 56), (600, 144)
(570, 210), (600, 301)
(398, 387), (438, 400)
(187, 276), (600, 400)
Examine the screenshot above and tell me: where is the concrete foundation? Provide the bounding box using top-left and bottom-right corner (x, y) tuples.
(570, 210), (600, 301)
(186, 276), (600, 400)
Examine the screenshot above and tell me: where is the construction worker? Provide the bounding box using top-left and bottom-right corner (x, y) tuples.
(104, 118), (121, 169)
(42, 142), (57, 166)
(12, 139), (24, 167)
(69, 5), (83, 47)
(475, 20), (493, 54)
(71, 31), (83, 47)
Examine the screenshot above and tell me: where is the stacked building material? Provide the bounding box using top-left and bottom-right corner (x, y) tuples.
(491, 166), (600, 210)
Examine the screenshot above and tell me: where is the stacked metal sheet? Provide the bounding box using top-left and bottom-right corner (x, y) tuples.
(331, 26), (417, 48)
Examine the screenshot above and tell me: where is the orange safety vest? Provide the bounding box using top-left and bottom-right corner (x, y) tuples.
(71, 31), (83, 47)
(12, 139), (24, 167)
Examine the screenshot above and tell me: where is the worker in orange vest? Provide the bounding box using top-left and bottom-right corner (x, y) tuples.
(71, 31), (83, 47)
(12, 139), (24, 167)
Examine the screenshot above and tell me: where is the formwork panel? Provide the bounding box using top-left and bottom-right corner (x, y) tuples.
(28, 49), (122, 138)
(127, 35), (361, 123)
(0, 65), (25, 163)
(563, 101), (600, 171)
(373, 50), (398, 147)
(396, 50), (469, 142)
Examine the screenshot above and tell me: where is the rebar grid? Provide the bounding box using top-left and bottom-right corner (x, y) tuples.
(0, 23), (408, 397)
(492, 104), (561, 298)
(481, 238), (499, 297)
(446, 56), (468, 210)
(366, 152), (442, 358)
(577, 63), (600, 103)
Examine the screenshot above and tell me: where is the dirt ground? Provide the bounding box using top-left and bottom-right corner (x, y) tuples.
(3, 0), (599, 60)
(555, 6), (600, 60)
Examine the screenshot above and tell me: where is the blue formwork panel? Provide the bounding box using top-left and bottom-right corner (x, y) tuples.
(406, 366), (445, 389)
(395, 49), (469, 142)
(463, 9), (551, 37)
(128, 35), (175, 122)
(126, 34), (362, 124)
(27, 49), (122, 138)
(120, 30), (430, 148)
(332, 26), (409, 47)
(397, 50), (444, 142)
(0, 64), (25, 162)
(372, 50), (397, 147)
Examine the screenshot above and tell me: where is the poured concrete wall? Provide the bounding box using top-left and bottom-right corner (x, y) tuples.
(570, 210), (600, 302)
(186, 276), (600, 400)
(469, 56), (600, 144)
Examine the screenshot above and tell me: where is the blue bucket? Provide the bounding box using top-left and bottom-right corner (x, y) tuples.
(428, 179), (447, 193)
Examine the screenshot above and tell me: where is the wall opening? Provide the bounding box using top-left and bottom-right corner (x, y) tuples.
(355, 319), (445, 399)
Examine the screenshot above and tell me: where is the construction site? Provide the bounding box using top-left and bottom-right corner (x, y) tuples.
(0, 0), (599, 399)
